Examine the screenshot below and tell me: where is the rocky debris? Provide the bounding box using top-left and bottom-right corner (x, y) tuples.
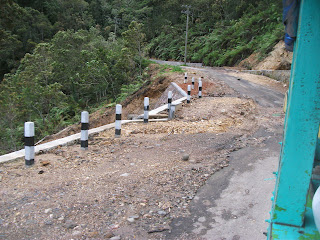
(103, 231), (114, 238)
(44, 208), (52, 214)
(110, 236), (121, 240)
(148, 226), (170, 234)
(102, 232), (114, 238)
(40, 160), (50, 166)
(182, 154), (190, 161)
(64, 220), (77, 229)
(157, 210), (167, 216)
(126, 217), (135, 223)
(44, 220), (53, 225)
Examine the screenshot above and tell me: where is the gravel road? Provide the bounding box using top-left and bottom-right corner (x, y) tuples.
(0, 63), (286, 240)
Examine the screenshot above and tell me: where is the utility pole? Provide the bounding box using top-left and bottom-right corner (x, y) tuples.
(114, 17), (120, 41)
(182, 5), (191, 65)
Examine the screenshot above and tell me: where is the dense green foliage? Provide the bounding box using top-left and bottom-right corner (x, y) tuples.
(147, 1), (283, 66)
(0, 0), (160, 81)
(0, 26), (147, 154)
(1, 0), (284, 81)
(0, 0), (284, 154)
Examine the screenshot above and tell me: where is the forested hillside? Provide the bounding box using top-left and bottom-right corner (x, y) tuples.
(0, 0), (283, 154)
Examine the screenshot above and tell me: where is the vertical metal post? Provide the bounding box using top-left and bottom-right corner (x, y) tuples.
(81, 111), (89, 150)
(115, 104), (122, 138)
(169, 104), (176, 120)
(271, 0), (320, 227)
(144, 97), (149, 123)
(187, 85), (191, 103)
(184, 72), (188, 83)
(25, 122), (35, 166)
(192, 77), (195, 89)
(198, 80), (202, 98)
(168, 91), (172, 112)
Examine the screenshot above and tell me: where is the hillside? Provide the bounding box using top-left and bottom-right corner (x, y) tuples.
(36, 64), (180, 143)
(0, 0), (286, 154)
(238, 41), (293, 70)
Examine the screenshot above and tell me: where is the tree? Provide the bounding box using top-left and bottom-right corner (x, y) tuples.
(122, 21), (146, 76)
(0, 0), (53, 81)
(54, 0), (93, 31)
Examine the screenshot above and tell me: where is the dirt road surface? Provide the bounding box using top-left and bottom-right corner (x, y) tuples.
(0, 63), (285, 240)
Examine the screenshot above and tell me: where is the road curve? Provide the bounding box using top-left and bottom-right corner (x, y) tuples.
(151, 59), (284, 108)
(152, 60), (284, 240)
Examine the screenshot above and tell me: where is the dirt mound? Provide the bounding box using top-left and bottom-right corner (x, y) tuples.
(39, 65), (233, 144)
(238, 41), (293, 70)
(0, 91), (259, 240)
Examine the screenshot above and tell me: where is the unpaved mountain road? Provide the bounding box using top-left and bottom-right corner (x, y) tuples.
(152, 59), (285, 108)
(154, 61), (285, 240)
(0, 63), (285, 240)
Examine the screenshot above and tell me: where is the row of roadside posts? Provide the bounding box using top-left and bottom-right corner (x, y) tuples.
(23, 72), (202, 166)
(185, 72), (202, 98)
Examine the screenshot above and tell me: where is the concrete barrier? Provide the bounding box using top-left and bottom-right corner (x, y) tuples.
(0, 118), (169, 164)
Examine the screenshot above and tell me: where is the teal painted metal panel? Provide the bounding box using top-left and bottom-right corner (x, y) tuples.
(271, 0), (320, 227)
(315, 133), (320, 162)
(271, 204), (320, 239)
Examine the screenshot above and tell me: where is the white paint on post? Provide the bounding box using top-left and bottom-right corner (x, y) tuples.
(144, 97), (149, 123)
(168, 91), (172, 112)
(192, 77), (195, 89)
(24, 122), (35, 166)
(187, 85), (191, 103)
(184, 72), (188, 83)
(115, 104), (122, 137)
(198, 80), (202, 98)
(81, 111), (89, 150)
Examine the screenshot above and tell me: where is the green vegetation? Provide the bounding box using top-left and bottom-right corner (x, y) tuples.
(147, 1), (283, 66)
(0, 0), (284, 154)
(0, 26), (147, 154)
(158, 64), (184, 75)
(171, 66), (184, 73)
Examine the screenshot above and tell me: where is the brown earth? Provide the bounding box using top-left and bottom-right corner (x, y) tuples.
(0, 67), (285, 240)
(37, 65), (176, 144)
(39, 66), (235, 145)
(238, 41), (293, 70)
